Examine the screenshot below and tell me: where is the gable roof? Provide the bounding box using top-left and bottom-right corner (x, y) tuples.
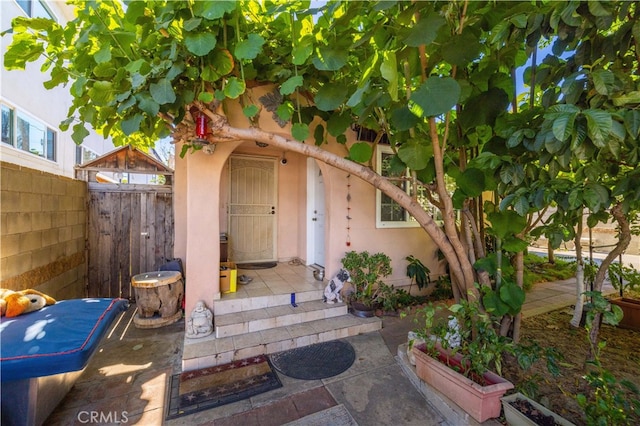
(75, 145), (172, 174)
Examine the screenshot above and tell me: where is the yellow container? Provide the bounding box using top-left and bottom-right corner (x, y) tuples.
(220, 262), (237, 293)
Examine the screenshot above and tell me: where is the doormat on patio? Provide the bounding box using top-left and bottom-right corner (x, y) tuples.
(237, 261), (278, 270)
(165, 354), (282, 420)
(270, 340), (355, 380)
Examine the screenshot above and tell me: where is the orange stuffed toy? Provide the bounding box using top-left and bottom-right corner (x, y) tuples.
(0, 288), (56, 317)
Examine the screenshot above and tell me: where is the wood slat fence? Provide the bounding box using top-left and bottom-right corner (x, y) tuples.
(87, 183), (174, 299)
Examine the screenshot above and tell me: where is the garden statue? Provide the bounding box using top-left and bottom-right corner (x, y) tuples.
(186, 300), (213, 338)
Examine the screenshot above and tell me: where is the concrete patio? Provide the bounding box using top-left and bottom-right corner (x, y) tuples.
(46, 263), (616, 425)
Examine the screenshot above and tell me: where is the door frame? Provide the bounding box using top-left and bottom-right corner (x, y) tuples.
(306, 158), (326, 266)
(228, 154), (278, 262)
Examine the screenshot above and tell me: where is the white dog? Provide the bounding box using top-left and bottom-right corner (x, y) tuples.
(323, 269), (350, 304)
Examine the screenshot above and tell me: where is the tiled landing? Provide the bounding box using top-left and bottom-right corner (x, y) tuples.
(182, 262), (382, 371)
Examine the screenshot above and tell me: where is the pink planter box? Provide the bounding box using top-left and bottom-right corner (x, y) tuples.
(413, 343), (514, 423)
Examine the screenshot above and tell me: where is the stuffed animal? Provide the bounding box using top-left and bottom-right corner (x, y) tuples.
(323, 269), (351, 304)
(0, 288), (56, 318)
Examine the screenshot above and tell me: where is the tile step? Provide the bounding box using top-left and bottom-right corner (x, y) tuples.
(215, 300), (348, 338)
(182, 314), (382, 371)
(213, 289), (324, 315)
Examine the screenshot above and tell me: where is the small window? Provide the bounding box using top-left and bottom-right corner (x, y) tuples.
(75, 145), (98, 165)
(1, 105), (13, 145)
(16, 0), (55, 19)
(375, 145), (440, 228)
(2, 103), (57, 161)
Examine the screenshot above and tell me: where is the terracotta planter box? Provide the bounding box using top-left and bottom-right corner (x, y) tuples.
(501, 392), (576, 426)
(609, 297), (640, 331)
(412, 343), (514, 423)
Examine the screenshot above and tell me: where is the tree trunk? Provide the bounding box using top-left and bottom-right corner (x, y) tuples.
(570, 213), (585, 328)
(588, 203), (630, 355)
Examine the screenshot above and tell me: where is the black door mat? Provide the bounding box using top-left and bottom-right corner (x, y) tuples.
(270, 340), (356, 380)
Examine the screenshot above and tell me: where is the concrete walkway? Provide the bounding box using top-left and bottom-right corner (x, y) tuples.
(47, 275), (607, 426)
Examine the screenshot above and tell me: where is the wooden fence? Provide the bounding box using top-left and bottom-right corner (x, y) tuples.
(87, 183), (174, 299)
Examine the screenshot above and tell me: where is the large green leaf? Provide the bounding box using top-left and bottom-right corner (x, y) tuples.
(121, 114), (143, 136)
(583, 109), (611, 148)
(380, 51), (398, 101)
(315, 84), (347, 111)
(185, 33), (217, 56)
(194, 1), (237, 20)
(583, 183), (610, 213)
(502, 236), (528, 253)
(487, 210), (526, 239)
(312, 47), (348, 71)
(552, 109), (578, 142)
(457, 168), (485, 197)
(398, 139), (431, 170)
(202, 49), (234, 81)
(499, 280), (525, 314)
(349, 142), (373, 163)
(591, 69), (614, 95)
(390, 106), (419, 131)
(482, 290), (509, 316)
(441, 31), (482, 66)
(404, 13), (446, 46)
(72, 123), (90, 145)
(292, 36), (314, 65)
(243, 105), (259, 118)
(136, 93), (160, 116)
(280, 76), (304, 96)
(234, 33), (265, 60)
(150, 78), (176, 104)
(612, 91), (640, 106)
(326, 111), (352, 137)
(88, 81), (115, 106)
(624, 110), (640, 138)
(410, 77), (460, 117)
(224, 77), (246, 99)
(292, 123), (309, 141)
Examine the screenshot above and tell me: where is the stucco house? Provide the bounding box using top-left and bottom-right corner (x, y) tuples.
(173, 85), (442, 321)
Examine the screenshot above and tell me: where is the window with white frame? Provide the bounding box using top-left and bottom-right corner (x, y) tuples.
(75, 145), (99, 165)
(1, 104), (57, 162)
(375, 145), (440, 228)
(16, 0), (56, 19)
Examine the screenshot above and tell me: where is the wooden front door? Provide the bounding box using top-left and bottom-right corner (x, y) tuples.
(87, 187), (174, 299)
(228, 156), (277, 263)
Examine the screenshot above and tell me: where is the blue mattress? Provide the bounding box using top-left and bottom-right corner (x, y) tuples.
(0, 298), (128, 382)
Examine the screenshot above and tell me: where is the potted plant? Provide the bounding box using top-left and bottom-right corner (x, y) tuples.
(410, 298), (514, 423)
(607, 262), (640, 331)
(502, 392), (576, 426)
(341, 251), (392, 317)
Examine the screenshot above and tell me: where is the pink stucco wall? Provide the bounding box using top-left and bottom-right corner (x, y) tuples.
(174, 85), (441, 317)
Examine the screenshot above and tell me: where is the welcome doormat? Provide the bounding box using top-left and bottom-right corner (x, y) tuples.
(166, 355), (283, 419)
(270, 340), (356, 380)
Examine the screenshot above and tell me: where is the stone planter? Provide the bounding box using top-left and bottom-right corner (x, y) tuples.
(412, 343), (513, 423)
(609, 297), (640, 331)
(501, 392), (576, 426)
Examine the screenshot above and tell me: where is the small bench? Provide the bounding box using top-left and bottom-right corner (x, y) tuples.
(0, 298), (129, 426)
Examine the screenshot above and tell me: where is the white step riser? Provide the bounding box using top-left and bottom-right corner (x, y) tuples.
(215, 304), (348, 338)
(213, 290), (324, 315)
(183, 319), (381, 371)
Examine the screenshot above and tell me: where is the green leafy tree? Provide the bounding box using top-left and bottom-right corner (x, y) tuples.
(5, 1), (640, 345)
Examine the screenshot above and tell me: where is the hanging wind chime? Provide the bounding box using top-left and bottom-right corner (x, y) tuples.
(346, 174), (352, 247)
